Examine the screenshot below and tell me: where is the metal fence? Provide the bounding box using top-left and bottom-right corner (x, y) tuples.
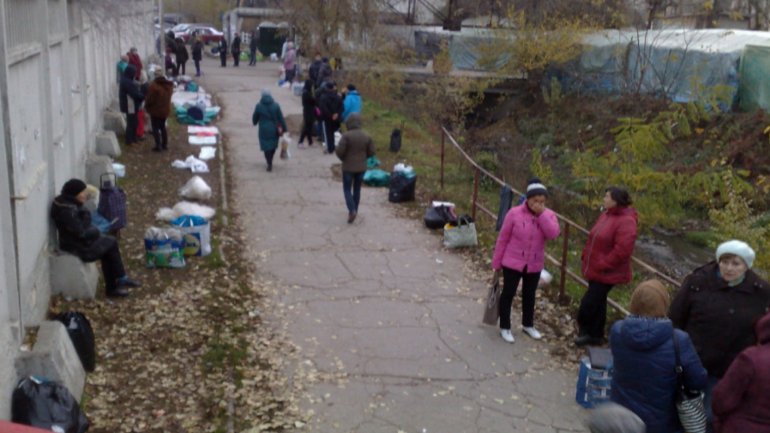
(439, 126), (683, 316)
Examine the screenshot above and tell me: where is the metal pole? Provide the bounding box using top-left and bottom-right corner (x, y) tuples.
(559, 224), (570, 304)
(440, 130), (445, 190)
(472, 169), (479, 222)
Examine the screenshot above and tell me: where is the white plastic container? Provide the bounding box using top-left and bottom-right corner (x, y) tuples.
(112, 163), (126, 178)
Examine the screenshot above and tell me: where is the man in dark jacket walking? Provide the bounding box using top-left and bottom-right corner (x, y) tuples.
(144, 68), (174, 151)
(231, 33), (241, 67)
(249, 31), (259, 66)
(308, 53), (322, 93)
(317, 81), (343, 154)
(335, 113), (375, 223)
(51, 179), (140, 297)
(316, 57), (333, 89)
(175, 37), (189, 75)
(119, 64), (144, 145)
(191, 34), (204, 76)
(219, 37), (228, 67)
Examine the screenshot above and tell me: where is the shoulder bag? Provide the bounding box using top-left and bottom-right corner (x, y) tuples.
(482, 280), (502, 325)
(673, 331), (707, 433)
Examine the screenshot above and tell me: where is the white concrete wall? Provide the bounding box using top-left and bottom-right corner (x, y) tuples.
(0, 0), (155, 420)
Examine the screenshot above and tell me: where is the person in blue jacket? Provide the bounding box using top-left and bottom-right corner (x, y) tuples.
(610, 279), (707, 433)
(342, 84), (362, 122)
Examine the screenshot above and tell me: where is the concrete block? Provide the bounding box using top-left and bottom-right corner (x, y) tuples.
(103, 109), (126, 135)
(95, 131), (121, 158)
(85, 154), (114, 187)
(0, 327), (18, 420)
(50, 252), (98, 300)
(14, 321), (86, 401)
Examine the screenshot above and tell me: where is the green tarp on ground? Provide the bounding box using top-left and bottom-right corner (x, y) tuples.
(739, 44), (770, 111)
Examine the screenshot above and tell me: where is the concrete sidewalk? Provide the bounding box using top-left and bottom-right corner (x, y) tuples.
(198, 56), (588, 433)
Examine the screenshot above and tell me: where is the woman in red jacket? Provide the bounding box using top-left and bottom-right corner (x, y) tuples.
(492, 178), (560, 343)
(575, 187), (638, 346)
(712, 310), (770, 433)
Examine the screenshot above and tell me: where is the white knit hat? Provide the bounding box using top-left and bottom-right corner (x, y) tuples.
(716, 240), (755, 269)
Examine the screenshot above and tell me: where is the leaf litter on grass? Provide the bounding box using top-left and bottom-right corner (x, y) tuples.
(50, 119), (312, 432)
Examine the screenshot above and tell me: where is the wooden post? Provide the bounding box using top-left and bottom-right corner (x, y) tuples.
(559, 224), (570, 304)
(440, 131), (445, 190)
(472, 168), (479, 221)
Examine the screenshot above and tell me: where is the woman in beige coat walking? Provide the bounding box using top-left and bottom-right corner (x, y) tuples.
(335, 113), (374, 223)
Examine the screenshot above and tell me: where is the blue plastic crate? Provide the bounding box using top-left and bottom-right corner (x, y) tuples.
(575, 356), (612, 408)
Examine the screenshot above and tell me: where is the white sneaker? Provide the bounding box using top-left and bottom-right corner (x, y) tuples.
(522, 326), (543, 340)
(500, 329), (515, 343)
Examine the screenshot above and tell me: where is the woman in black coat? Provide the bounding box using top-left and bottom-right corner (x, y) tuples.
(175, 37), (189, 75)
(50, 179), (140, 297)
(219, 38), (228, 67)
(298, 80), (316, 147)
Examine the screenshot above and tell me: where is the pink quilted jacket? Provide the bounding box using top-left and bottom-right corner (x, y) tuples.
(492, 203), (560, 273)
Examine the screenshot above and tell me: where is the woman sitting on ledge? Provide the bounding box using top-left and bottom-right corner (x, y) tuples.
(50, 178), (140, 298)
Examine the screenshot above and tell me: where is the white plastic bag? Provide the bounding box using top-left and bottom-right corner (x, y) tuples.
(198, 146), (216, 161)
(279, 134), (292, 160)
(179, 176), (212, 200)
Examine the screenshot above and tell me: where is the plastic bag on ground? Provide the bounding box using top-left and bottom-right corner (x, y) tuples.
(155, 201), (216, 222)
(171, 215), (212, 256)
(54, 312), (96, 372)
(143, 227), (186, 268)
(363, 169), (390, 187)
(198, 146), (216, 161)
(179, 176), (212, 200)
(12, 376), (90, 433)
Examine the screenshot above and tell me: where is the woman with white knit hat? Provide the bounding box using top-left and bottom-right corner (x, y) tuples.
(670, 239), (770, 431)
(491, 177), (561, 343)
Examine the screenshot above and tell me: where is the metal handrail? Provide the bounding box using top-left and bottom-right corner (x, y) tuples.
(440, 126), (684, 316)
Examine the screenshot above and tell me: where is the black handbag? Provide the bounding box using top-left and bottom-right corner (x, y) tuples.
(673, 331), (707, 433)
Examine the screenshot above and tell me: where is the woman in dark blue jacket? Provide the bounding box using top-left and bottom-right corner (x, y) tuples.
(610, 279), (707, 433)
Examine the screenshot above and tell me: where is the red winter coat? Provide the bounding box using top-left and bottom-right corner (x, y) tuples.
(713, 311), (770, 433)
(581, 206), (638, 285)
(127, 51), (143, 80)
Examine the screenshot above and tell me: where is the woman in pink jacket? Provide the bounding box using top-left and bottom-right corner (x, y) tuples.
(492, 178), (561, 343)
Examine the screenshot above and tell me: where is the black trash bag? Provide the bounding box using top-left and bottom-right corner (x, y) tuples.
(12, 376), (90, 433)
(389, 128), (401, 153)
(187, 105), (204, 121)
(424, 205), (457, 229)
(54, 312), (96, 372)
(388, 172), (416, 203)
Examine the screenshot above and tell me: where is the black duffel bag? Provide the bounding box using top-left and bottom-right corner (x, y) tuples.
(12, 376), (90, 433)
(54, 312), (96, 372)
(388, 172), (416, 203)
(424, 205), (457, 229)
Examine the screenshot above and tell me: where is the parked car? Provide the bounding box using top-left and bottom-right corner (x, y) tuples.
(171, 23), (197, 39)
(180, 25), (224, 45)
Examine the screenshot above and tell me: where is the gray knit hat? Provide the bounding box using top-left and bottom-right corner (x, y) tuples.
(586, 403), (645, 433)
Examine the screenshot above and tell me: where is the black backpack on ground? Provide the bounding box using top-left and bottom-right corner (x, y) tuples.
(54, 312), (96, 372)
(389, 128), (402, 153)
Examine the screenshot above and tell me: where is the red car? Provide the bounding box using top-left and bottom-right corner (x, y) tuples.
(181, 25), (224, 45)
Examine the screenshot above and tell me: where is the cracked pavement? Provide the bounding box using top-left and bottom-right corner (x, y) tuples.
(200, 58), (588, 433)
